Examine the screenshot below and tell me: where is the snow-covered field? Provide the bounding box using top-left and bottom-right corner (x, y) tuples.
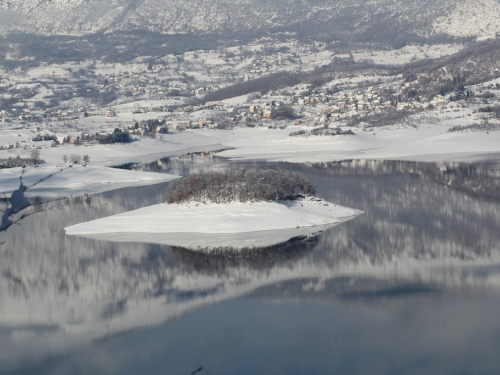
(0, 165), (179, 197)
(65, 197), (362, 249)
(353, 44), (463, 65)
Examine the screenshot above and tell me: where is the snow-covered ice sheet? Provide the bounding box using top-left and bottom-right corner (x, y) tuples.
(217, 125), (500, 163)
(72, 225), (339, 250)
(65, 198), (362, 249)
(3, 120), (500, 173)
(0, 165), (179, 197)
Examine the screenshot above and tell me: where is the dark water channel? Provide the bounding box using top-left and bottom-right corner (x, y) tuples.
(1, 153), (500, 375)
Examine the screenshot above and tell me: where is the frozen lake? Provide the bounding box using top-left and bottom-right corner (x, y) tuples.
(1, 154), (500, 374)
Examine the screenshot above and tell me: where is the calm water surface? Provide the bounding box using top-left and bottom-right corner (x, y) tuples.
(1, 154), (500, 375)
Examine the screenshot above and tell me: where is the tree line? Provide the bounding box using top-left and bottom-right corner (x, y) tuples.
(166, 168), (316, 204)
(57, 129), (132, 146)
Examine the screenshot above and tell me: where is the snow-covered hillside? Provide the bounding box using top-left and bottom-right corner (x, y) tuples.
(0, 0), (496, 40)
(433, 0), (500, 41)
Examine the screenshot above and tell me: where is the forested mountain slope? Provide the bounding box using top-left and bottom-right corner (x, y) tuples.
(0, 0), (496, 42)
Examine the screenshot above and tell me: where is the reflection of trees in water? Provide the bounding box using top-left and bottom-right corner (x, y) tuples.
(114, 151), (231, 177)
(170, 234), (320, 274)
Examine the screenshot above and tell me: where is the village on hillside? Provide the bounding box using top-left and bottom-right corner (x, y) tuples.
(0, 37), (498, 157)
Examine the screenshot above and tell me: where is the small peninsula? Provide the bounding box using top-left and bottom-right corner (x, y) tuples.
(65, 168), (362, 249)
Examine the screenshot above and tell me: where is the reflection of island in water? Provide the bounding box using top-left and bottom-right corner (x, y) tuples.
(170, 232), (321, 273)
(1, 158), (500, 370)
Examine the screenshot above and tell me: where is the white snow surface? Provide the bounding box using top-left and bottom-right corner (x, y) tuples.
(217, 124), (500, 164)
(0, 165), (179, 197)
(65, 197), (362, 248)
(15, 123), (500, 170)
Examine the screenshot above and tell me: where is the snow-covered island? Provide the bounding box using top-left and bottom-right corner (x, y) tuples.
(65, 168), (363, 250)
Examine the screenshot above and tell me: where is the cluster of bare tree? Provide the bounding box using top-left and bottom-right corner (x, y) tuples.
(478, 105), (500, 117)
(166, 168), (316, 204)
(61, 154), (90, 165)
(0, 155), (45, 169)
(32, 134), (57, 142)
(290, 127), (355, 137)
(448, 120), (499, 133)
(346, 109), (412, 128)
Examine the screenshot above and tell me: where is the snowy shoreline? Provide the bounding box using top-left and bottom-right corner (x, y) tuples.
(4, 124), (500, 170)
(2, 124), (500, 199)
(0, 165), (180, 197)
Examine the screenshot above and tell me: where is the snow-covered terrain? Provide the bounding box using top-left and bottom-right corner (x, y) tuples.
(2, 120), (500, 194)
(433, 0), (500, 41)
(217, 123), (500, 164)
(0, 165), (179, 197)
(353, 44), (463, 65)
(65, 197), (362, 249)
